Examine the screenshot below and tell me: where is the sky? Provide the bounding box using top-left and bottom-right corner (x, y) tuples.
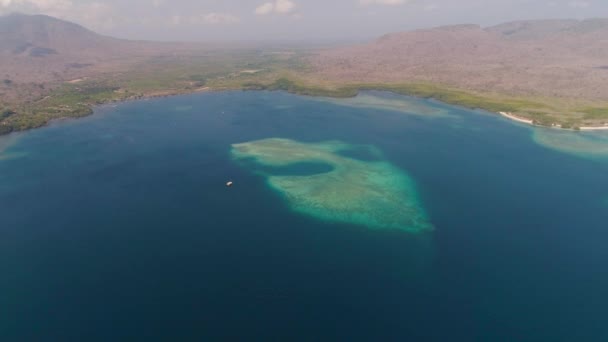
(1, 0), (607, 42)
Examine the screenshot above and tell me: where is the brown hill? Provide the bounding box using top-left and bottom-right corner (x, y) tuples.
(312, 19), (608, 101)
(0, 13), (212, 106)
(0, 13), (195, 85)
(0, 13), (116, 56)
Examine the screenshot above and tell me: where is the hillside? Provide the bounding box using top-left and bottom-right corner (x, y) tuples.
(311, 19), (608, 123)
(0, 12), (115, 56)
(0, 13), (197, 87)
(2, 14), (608, 133)
(0, 14), (302, 135)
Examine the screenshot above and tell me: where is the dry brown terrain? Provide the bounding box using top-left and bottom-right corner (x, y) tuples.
(311, 19), (608, 102)
(0, 13), (215, 103)
(0, 13), (292, 134)
(2, 13), (608, 132)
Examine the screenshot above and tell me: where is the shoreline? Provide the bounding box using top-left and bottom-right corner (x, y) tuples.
(498, 111), (608, 132)
(246, 79), (608, 133)
(579, 126), (608, 131)
(2, 85), (607, 138)
(498, 111), (534, 125)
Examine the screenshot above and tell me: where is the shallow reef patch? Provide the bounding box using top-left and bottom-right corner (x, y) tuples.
(0, 135), (22, 161)
(316, 92), (453, 118)
(231, 138), (433, 233)
(532, 129), (608, 159)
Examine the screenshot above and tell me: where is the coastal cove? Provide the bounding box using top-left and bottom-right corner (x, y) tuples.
(1, 91), (608, 341)
(4, 74), (608, 136)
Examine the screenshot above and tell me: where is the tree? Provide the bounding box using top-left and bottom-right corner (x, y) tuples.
(1, 109), (16, 119)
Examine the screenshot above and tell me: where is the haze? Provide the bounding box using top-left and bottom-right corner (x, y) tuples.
(1, 0), (607, 41)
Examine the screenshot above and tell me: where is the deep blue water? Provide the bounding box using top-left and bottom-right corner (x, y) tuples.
(1, 91), (608, 341)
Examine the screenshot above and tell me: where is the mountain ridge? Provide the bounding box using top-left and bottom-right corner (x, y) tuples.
(0, 13), (207, 92)
(312, 17), (608, 101)
(0, 13), (117, 56)
(1, 13), (607, 133)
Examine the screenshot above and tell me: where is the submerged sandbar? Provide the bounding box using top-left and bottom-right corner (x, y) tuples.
(317, 92), (451, 118)
(0, 134), (21, 161)
(231, 138), (433, 233)
(533, 129), (608, 159)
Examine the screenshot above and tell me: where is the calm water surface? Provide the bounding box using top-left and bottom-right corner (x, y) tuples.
(1, 91), (607, 341)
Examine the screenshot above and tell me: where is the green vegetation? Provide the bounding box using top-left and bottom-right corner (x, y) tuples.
(0, 83), (109, 132)
(235, 77), (578, 127)
(187, 74), (207, 87)
(236, 77), (608, 129)
(244, 78), (358, 97)
(357, 83), (545, 112)
(3, 49), (608, 135)
(582, 107), (608, 121)
(1, 109), (15, 119)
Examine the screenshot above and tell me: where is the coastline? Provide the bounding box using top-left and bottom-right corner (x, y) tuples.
(498, 111), (608, 132)
(498, 111), (534, 125)
(2, 83), (607, 138)
(580, 126), (608, 131)
(246, 79), (608, 132)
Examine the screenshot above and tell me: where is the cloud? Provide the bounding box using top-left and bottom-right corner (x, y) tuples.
(359, 0), (408, 5)
(255, 2), (274, 15)
(275, 0), (296, 14)
(200, 12), (240, 25)
(568, 1), (590, 8)
(255, 0), (296, 15)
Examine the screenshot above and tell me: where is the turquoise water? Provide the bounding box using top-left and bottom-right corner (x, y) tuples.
(1, 91), (608, 341)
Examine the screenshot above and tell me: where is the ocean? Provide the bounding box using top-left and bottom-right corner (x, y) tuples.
(1, 91), (607, 341)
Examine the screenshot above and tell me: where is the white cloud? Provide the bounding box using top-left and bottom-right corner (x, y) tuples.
(200, 12), (240, 25)
(275, 0), (296, 14)
(359, 0), (408, 5)
(255, 2), (274, 15)
(568, 1), (590, 8)
(255, 0), (296, 15)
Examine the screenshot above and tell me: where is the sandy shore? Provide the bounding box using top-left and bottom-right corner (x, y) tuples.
(499, 111), (608, 132)
(498, 111), (534, 125)
(580, 126), (608, 131)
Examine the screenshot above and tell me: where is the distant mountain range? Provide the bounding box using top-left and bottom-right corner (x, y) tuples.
(0, 12), (118, 57)
(313, 19), (608, 101)
(3, 13), (607, 102)
(0, 13), (199, 86)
